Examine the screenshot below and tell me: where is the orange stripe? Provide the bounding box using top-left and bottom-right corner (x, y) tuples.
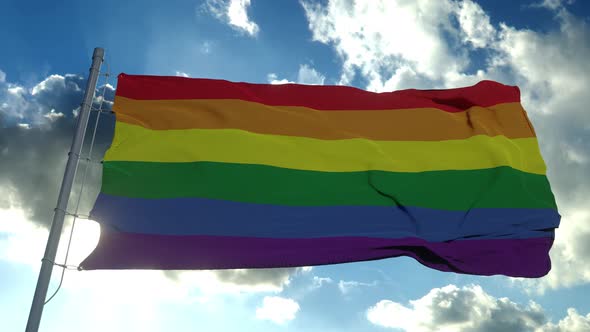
(114, 96), (535, 140)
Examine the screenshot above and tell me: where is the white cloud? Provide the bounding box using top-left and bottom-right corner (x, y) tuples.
(294, 274), (331, 294)
(0, 201), (178, 331)
(532, 0), (575, 10)
(338, 279), (377, 295)
(267, 73), (293, 85)
(162, 270), (290, 294)
(520, 209), (590, 293)
(301, 0), (467, 90)
(542, 308), (590, 332)
(2, 85), (29, 120)
(31, 74), (66, 95)
(7, 86), (26, 96)
(301, 0), (590, 291)
(175, 71), (190, 77)
(206, 0), (259, 36)
(0, 71), (308, 296)
(255, 296), (300, 324)
(0, 182), (98, 267)
(312, 276), (333, 289)
(457, 0), (496, 48)
(227, 0), (258, 35)
(367, 284), (590, 331)
(0, 72), (115, 237)
(190, 268), (301, 293)
(297, 64), (325, 85)
(0, 198), (303, 295)
(300, 266), (313, 273)
(0, 207), (46, 265)
(0, 199), (300, 298)
(44, 109), (65, 121)
(0, 69), (5, 83)
(0, 203), (301, 330)
(0, 72), (90, 126)
(490, 10), (590, 291)
(267, 64), (326, 85)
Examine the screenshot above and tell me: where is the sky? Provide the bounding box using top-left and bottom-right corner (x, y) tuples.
(1, 0), (590, 331)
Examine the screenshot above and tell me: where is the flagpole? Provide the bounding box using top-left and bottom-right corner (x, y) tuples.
(25, 47), (104, 332)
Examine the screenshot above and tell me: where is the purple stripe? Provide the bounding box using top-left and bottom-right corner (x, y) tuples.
(81, 227), (554, 277)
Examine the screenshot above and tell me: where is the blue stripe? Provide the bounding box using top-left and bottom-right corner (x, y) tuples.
(92, 194), (559, 241)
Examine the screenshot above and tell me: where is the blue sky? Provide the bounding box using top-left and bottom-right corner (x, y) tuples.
(1, 0), (590, 331)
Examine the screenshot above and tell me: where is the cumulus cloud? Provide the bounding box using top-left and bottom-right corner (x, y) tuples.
(0, 122), (74, 227)
(0, 72), (114, 228)
(255, 296), (300, 324)
(205, 0), (259, 36)
(1, 73), (81, 126)
(214, 268), (293, 287)
(491, 10), (590, 291)
(520, 209), (590, 293)
(267, 73), (293, 85)
(166, 268), (301, 292)
(301, 0), (468, 90)
(542, 308), (590, 332)
(367, 284), (590, 331)
(301, 0), (590, 290)
(43, 109), (65, 121)
(456, 0), (495, 48)
(161, 268), (305, 294)
(175, 71), (190, 77)
(296, 64), (326, 85)
(0, 70), (307, 291)
(165, 266), (313, 294)
(267, 64), (326, 85)
(0, 201), (49, 265)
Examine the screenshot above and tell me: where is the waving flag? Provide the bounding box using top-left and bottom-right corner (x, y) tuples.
(81, 74), (560, 277)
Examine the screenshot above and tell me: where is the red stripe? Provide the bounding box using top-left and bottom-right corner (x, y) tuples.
(114, 73), (521, 112)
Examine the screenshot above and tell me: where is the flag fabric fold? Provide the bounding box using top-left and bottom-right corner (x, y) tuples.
(81, 74), (560, 277)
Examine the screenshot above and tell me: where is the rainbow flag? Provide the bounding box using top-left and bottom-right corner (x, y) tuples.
(81, 74), (560, 277)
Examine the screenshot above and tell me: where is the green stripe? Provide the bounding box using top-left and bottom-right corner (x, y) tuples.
(101, 161), (557, 211)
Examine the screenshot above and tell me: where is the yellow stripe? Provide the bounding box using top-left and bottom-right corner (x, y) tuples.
(105, 122), (547, 174)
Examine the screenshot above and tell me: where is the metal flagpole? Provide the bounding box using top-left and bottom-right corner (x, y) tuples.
(25, 47), (104, 332)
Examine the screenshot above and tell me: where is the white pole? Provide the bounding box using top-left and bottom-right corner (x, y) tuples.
(25, 47), (104, 332)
